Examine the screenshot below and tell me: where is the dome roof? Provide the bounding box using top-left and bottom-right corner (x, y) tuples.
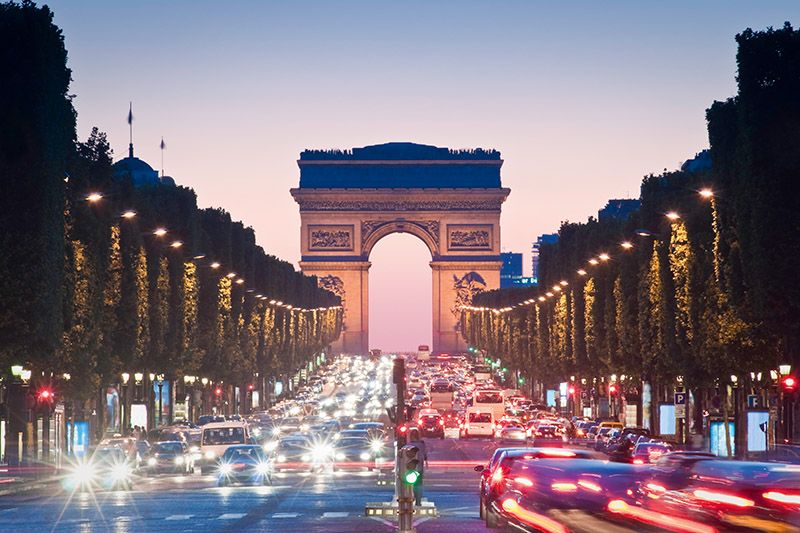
(113, 156), (155, 173)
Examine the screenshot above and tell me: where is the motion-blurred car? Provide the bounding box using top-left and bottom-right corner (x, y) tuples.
(217, 445), (272, 486)
(631, 441), (672, 464)
(528, 424), (563, 447)
(418, 413), (445, 439)
(333, 436), (376, 471)
(64, 447), (135, 492)
(497, 424), (527, 443)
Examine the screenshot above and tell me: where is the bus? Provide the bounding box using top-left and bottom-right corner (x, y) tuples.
(472, 389), (505, 419)
(473, 364), (492, 382)
(417, 345), (431, 360)
(429, 380), (454, 411)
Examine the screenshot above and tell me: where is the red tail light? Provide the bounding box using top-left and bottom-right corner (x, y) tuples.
(633, 459), (645, 465)
(693, 489), (755, 507)
(439, 419), (444, 426)
(491, 468), (504, 484)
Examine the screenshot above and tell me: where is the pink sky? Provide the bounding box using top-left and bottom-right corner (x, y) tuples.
(47, 1), (799, 351)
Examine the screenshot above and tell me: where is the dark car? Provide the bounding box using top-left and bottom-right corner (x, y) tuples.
(631, 442), (672, 465)
(475, 447), (601, 527)
(217, 445), (272, 486)
(647, 451), (717, 490)
(143, 441), (192, 475)
(641, 460), (800, 532)
(529, 424), (563, 447)
(418, 414), (445, 439)
(333, 436), (376, 471)
(271, 436), (314, 472)
(197, 415), (225, 426)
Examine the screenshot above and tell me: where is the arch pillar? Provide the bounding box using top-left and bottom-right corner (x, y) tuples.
(299, 260), (370, 355)
(431, 259), (502, 354)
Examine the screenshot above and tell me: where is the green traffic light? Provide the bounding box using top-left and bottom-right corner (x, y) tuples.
(404, 470), (420, 484)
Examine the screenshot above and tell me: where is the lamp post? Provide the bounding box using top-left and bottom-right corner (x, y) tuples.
(121, 372), (130, 434)
(201, 377), (209, 416)
(183, 375), (196, 423)
(155, 374), (164, 427)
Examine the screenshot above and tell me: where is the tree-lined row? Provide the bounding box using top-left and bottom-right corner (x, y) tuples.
(0, 3), (342, 408)
(462, 23), (799, 398)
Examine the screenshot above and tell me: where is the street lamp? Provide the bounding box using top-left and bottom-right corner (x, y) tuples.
(121, 210), (136, 219)
(780, 364), (792, 376)
(666, 211), (680, 221)
(155, 374), (165, 426)
(699, 188), (714, 199)
(121, 373), (130, 433)
(86, 192), (103, 202)
(153, 228), (167, 237)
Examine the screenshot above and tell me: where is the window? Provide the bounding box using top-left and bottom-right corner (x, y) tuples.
(203, 427), (245, 445)
(469, 413), (492, 423)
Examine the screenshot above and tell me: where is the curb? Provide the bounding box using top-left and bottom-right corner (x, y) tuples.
(0, 478), (58, 497)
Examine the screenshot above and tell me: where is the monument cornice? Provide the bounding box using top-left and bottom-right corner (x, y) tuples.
(298, 159), (503, 167)
(290, 187), (510, 212)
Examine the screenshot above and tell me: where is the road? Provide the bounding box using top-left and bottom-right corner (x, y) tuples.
(0, 437), (495, 533)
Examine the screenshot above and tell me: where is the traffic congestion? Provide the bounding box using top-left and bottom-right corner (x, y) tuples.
(44, 351), (800, 532)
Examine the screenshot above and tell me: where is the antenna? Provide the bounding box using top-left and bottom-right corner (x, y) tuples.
(127, 102), (134, 158)
(160, 138), (166, 177)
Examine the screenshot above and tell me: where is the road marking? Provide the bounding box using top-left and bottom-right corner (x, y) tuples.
(272, 513), (299, 518)
(430, 483), (452, 487)
(449, 510), (475, 516)
(322, 512), (349, 518)
(217, 513), (246, 519)
(165, 515), (193, 520)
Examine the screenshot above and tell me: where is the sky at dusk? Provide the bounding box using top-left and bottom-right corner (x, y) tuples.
(47, 0), (799, 351)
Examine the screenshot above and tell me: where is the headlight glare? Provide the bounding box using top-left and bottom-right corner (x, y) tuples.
(147, 457), (157, 466)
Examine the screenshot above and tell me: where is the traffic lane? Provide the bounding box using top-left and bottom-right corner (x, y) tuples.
(0, 472), (398, 532)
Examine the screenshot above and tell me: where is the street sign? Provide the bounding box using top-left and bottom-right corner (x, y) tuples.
(674, 391), (686, 419)
(747, 394), (760, 409)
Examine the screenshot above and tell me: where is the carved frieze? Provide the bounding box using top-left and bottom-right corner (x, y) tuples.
(308, 225), (353, 251)
(447, 224), (493, 251)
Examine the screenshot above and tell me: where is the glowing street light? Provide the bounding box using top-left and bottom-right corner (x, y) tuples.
(210, 262), (220, 269)
(559, 280), (568, 286)
(86, 192), (103, 202)
(235, 278), (245, 285)
(620, 241), (633, 249)
(226, 272), (236, 278)
(121, 210), (137, 219)
(545, 292), (554, 298)
(666, 211), (680, 221)
(598, 253), (610, 261)
(588, 258), (599, 266)
(170, 241), (183, 248)
(552, 285), (561, 292)
(699, 188), (714, 199)
(153, 228), (167, 237)
(577, 269), (587, 276)
(538, 296), (546, 302)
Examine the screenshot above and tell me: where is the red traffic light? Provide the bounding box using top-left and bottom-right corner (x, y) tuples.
(568, 386), (576, 396)
(38, 388), (53, 401)
(782, 376), (797, 391)
(247, 384), (254, 391)
(397, 424), (408, 434)
(609, 384), (618, 395)
(215, 387), (223, 396)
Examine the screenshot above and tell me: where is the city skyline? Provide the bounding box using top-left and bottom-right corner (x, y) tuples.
(47, 0), (800, 350)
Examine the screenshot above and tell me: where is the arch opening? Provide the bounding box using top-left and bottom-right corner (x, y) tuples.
(368, 232), (432, 353)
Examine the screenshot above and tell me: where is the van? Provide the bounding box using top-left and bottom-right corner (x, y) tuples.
(199, 421), (250, 465)
(463, 410), (495, 438)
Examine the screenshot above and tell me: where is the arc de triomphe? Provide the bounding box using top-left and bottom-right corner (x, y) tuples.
(291, 142), (510, 355)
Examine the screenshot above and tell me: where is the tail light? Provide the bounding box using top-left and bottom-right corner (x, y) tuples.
(633, 459), (645, 465)
(693, 489), (755, 508)
(576, 429), (585, 436)
(551, 482), (578, 493)
(439, 420), (444, 426)
(535, 431), (542, 436)
(578, 480), (602, 493)
(763, 491), (800, 505)
(491, 468), (505, 484)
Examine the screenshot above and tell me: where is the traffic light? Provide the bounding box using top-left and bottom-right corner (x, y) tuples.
(215, 387), (223, 396)
(781, 376), (797, 393)
(401, 444), (421, 485)
(396, 424), (408, 437)
(37, 388), (54, 402)
(568, 385), (576, 396)
(609, 383), (618, 395)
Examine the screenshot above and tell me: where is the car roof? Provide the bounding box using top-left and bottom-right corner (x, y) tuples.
(202, 421), (247, 428)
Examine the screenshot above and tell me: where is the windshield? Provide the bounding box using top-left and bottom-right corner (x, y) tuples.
(278, 440), (309, 450)
(337, 438), (369, 448)
(469, 413), (492, 423)
(203, 427), (245, 445)
(153, 442), (183, 453)
(224, 447), (265, 462)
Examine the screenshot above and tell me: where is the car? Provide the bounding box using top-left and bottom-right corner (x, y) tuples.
(528, 424), (563, 447)
(333, 436), (376, 471)
(631, 441), (672, 464)
(271, 436), (316, 472)
(463, 410), (494, 438)
(198, 421), (251, 467)
(497, 424), (527, 443)
(143, 441), (193, 475)
(475, 448), (602, 528)
(640, 460), (800, 532)
(418, 413), (445, 439)
(216, 445), (272, 486)
(64, 447), (136, 492)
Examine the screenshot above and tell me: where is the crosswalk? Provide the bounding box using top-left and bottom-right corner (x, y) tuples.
(155, 511), (355, 521)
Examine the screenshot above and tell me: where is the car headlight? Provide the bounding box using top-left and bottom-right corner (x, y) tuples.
(252, 427), (261, 437)
(301, 454), (311, 462)
(359, 452), (371, 461)
(219, 463), (232, 475)
(311, 444), (332, 460)
(189, 445), (199, 453)
(69, 461), (96, 484)
(370, 440), (384, 453)
(300, 424), (310, 432)
(276, 454), (287, 463)
(147, 457), (157, 466)
(335, 452), (346, 460)
(204, 451), (216, 460)
(255, 462), (271, 475)
(263, 441), (278, 452)
(272, 427), (282, 436)
(111, 464), (132, 481)
(174, 456), (184, 465)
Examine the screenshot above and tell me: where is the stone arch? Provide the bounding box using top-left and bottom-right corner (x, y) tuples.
(361, 219), (439, 259)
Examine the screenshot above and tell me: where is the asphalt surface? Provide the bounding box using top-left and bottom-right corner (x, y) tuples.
(0, 436), (496, 533)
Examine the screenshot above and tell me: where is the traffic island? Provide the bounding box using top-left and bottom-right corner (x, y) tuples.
(364, 500), (438, 517)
